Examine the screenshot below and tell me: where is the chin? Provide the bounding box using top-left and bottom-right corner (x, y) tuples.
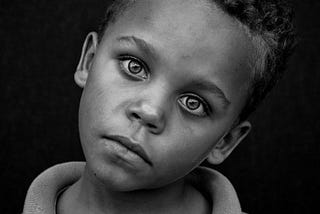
(85, 158), (153, 191)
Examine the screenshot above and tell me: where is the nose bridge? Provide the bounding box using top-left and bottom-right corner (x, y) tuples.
(126, 81), (169, 133)
(142, 80), (168, 110)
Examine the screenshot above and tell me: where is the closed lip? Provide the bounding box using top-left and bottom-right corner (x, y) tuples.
(104, 135), (152, 166)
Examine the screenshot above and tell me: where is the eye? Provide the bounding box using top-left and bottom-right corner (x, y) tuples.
(178, 94), (210, 117)
(119, 56), (148, 80)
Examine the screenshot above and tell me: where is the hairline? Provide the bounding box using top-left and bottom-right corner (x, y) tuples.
(97, 0), (274, 122)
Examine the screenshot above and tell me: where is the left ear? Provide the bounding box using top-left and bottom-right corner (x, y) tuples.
(207, 120), (251, 165)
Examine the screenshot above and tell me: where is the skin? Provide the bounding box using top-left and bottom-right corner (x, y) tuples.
(58, 0), (254, 213)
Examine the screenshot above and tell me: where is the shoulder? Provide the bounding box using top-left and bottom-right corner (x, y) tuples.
(22, 162), (85, 214)
(187, 166), (244, 214)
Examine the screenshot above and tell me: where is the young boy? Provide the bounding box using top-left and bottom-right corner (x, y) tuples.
(23, 0), (295, 213)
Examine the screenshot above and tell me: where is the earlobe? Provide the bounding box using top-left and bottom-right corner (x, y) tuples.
(74, 32), (99, 88)
(207, 121), (251, 164)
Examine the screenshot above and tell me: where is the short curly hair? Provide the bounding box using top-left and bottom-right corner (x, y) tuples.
(97, 0), (296, 121)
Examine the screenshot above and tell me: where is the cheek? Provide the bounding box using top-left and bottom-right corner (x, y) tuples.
(81, 60), (126, 117)
(150, 127), (219, 187)
(159, 122), (221, 168)
(180, 130), (215, 163)
(176, 118), (230, 158)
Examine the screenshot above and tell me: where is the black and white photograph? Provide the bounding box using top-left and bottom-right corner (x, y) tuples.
(1, 0), (319, 213)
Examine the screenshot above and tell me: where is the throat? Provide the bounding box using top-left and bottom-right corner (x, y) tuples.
(57, 173), (210, 214)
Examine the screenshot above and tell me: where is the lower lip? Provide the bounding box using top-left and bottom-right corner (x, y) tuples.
(102, 138), (148, 167)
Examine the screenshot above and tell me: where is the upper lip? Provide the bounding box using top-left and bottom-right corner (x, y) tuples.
(104, 135), (152, 166)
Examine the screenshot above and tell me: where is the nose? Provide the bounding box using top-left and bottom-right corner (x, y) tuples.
(126, 100), (165, 134)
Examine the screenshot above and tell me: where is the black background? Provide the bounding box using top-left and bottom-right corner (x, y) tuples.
(1, 0), (319, 213)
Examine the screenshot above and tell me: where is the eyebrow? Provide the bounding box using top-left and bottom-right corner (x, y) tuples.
(116, 36), (158, 61)
(116, 36), (231, 109)
(190, 79), (231, 110)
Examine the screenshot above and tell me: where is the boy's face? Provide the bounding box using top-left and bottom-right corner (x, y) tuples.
(76, 0), (253, 190)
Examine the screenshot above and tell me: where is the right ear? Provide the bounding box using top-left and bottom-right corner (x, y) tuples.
(74, 32), (98, 88)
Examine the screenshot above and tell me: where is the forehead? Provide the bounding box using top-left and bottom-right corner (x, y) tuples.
(102, 0), (254, 109)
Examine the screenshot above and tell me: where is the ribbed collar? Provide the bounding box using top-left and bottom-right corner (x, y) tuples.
(23, 162), (243, 214)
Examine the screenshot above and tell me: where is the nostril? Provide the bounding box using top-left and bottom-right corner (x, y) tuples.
(131, 113), (140, 119)
(147, 123), (157, 129)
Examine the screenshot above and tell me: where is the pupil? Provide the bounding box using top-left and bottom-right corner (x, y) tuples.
(129, 60), (142, 74)
(186, 97), (200, 110)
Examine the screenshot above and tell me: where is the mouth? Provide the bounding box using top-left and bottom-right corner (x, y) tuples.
(104, 135), (152, 166)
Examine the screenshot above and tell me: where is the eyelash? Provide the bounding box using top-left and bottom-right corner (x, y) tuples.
(118, 55), (149, 80)
(117, 55), (211, 117)
(178, 94), (211, 117)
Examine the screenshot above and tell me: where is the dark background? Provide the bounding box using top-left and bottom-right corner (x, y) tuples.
(1, 0), (319, 213)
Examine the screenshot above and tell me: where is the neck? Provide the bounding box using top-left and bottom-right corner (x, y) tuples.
(57, 165), (205, 214)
